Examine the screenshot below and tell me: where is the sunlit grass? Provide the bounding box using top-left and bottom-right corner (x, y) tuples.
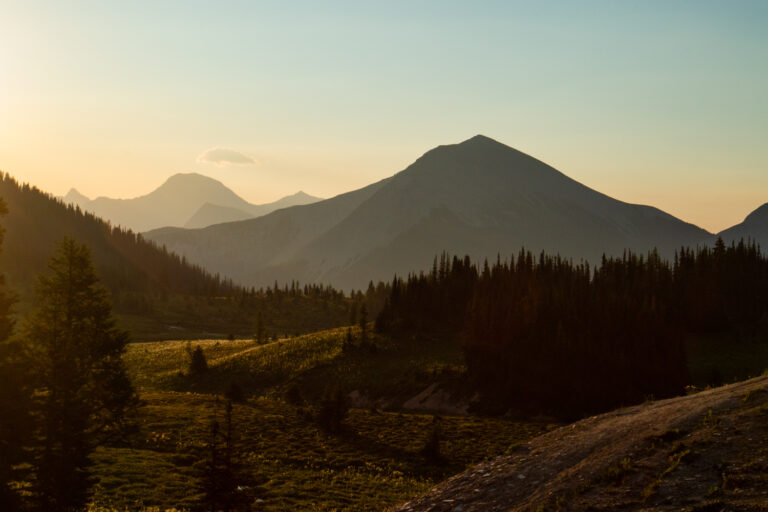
(91, 391), (544, 511)
(95, 328), (548, 510)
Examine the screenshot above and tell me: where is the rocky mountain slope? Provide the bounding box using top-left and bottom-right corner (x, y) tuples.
(146, 136), (712, 289)
(391, 375), (768, 512)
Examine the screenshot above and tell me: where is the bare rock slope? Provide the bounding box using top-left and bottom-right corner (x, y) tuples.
(391, 376), (768, 512)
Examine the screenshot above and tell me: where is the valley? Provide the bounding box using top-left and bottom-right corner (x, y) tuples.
(88, 329), (548, 511)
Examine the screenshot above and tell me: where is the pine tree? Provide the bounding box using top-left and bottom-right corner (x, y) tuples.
(200, 400), (252, 512)
(23, 237), (139, 511)
(421, 415), (445, 465)
(358, 303), (368, 343)
(0, 198), (30, 510)
(189, 345), (208, 377)
(317, 388), (349, 433)
(254, 311), (266, 344)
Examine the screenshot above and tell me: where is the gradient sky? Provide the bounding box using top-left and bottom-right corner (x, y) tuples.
(1, 1), (767, 233)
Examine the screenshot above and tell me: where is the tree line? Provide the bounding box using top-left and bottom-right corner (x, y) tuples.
(377, 242), (768, 418)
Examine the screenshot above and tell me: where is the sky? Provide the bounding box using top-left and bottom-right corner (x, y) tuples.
(1, 1), (767, 233)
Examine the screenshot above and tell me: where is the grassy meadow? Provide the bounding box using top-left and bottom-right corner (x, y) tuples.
(89, 328), (550, 511)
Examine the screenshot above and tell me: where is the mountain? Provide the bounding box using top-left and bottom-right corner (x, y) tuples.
(184, 203), (253, 229)
(184, 190), (321, 229)
(717, 203), (768, 249)
(0, 173), (235, 301)
(391, 375), (768, 511)
(64, 173), (321, 232)
(145, 136), (712, 290)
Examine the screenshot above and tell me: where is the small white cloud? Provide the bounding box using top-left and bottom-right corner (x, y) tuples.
(197, 147), (257, 167)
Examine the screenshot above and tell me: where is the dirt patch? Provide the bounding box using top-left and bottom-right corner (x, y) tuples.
(389, 376), (768, 512)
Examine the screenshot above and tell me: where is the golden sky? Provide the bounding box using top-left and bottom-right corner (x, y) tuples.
(2, 1), (767, 233)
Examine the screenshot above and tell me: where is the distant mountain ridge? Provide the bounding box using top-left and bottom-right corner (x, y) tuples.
(64, 173), (321, 231)
(717, 203), (768, 249)
(146, 135), (714, 290)
(0, 173), (234, 301)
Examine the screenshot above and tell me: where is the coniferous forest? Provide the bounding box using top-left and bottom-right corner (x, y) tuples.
(377, 243), (768, 418)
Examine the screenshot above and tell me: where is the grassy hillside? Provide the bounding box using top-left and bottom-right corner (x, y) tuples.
(88, 328), (548, 511)
(126, 328), (466, 402)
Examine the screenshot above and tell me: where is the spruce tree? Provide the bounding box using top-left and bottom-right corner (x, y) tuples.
(0, 198), (30, 510)
(23, 237), (139, 511)
(200, 400), (252, 511)
(254, 311), (266, 344)
(358, 303), (368, 343)
(189, 345), (209, 377)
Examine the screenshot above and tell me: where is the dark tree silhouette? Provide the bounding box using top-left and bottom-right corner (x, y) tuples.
(23, 238), (139, 511)
(317, 388), (349, 433)
(0, 198), (31, 510)
(358, 303), (368, 343)
(189, 345), (209, 377)
(421, 415), (446, 466)
(200, 400), (252, 512)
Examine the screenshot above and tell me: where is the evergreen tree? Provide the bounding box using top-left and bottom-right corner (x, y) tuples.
(317, 388), (349, 433)
(421, 415), (445, 465)
(189, 345), (208, 377)
(200, 400), (252, 512)
(359, 303), (368, 343)
(342, 327), (354, 352)
(23, 237), (139, 511)
(0, 198), (30, 510)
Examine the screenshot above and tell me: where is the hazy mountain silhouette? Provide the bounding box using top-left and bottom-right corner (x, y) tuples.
(0, 173), (232, 300)
(184, 203), (253, 228)
(717, 203), (768, 249)
(146, 136), (712, 289)
(184, 191), (320, 229)
(64, 173), (321, 231)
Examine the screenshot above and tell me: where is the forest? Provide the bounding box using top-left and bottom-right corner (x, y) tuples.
(377, 242), (768, 417)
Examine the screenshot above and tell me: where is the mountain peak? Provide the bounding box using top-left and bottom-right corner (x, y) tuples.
(289, 190), (316, 199)
(164, 172), (223, 185)
(743, 203), (768, 224)
(64, 188), (90, 203)
(460, 134), (501, 145)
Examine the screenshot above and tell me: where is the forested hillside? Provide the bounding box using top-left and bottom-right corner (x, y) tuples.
(0, 173), (351, 339)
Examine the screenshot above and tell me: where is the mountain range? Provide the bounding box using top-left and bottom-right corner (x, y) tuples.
(64, 173), (321, 232)
(145, 135), (766, 290)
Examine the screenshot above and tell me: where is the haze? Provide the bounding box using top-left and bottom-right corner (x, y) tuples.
(1, 1), (767, 232)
